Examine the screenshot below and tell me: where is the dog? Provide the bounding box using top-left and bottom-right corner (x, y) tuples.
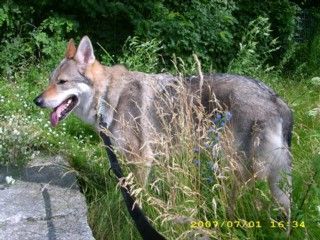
(34, 36), (293, 218)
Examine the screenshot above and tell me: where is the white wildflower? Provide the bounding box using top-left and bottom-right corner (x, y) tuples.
(5, 176), (16, 185)
(311, 77), (320, 86)
(308, 107), (320, 117)
(12, 129), (20, 135)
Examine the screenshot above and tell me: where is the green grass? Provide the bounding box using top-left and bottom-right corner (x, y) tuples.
(0, 61), (319, 240)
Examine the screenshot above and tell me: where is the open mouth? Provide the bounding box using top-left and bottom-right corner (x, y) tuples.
(50, 95), (78, 127)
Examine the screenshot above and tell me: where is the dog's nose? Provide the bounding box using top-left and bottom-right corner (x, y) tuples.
(33, 95), (45, 107)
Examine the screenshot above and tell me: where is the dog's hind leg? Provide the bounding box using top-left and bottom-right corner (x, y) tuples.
(268, 163), (291, 218)
(254, 120), (292, 218)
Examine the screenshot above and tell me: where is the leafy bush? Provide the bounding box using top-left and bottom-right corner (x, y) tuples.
(0, 2), (77, 78)
(118, 37), (162, 73)
(228, 17), (278, 76)
(0, 37), (34, 79)
(1, 0), (315, 74)
(30, 16), (78, 66)
(0, 2), (33, 78)
(277, 7), (320, 76)
(0, 1), (33, 39)
(235, 0), (300, 64)
(135, 0), (237, 71)
(309, 33), (320, 74)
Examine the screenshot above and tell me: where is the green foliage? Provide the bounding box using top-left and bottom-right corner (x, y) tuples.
(277, 7), (320, 76)
(235, 0), (300, 62)
(0, 1), (77, 78)
(308, 34), (320, 73)
(30, 16), (78, 66)
(0, 0), (317, 74)
(0, 1), (33, 39)
(135, 0), (237, 71)
(0, 37), (34, 79)
(228, 17), (278, 76)
(0, 1), (33, 77)
(118, 36), (162, 73)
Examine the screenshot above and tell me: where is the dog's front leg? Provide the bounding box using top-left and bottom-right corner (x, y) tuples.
(128, 143), (154, 187)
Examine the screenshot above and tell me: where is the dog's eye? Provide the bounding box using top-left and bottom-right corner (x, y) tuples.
(57, 79), (67, 85)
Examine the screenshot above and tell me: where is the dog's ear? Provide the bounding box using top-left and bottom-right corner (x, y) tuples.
(75, 36), (95, 72)
(65, 38), (77, 59)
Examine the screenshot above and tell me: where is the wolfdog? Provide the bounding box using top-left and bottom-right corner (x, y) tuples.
(34, 36), (293, 217)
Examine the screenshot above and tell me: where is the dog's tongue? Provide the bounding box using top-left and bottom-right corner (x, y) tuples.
(50, 111), (59, 127)
(50, 102), (67, 127)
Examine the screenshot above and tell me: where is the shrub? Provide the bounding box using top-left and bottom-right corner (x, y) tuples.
(30, 16), (78, 67)
(0, 1), (77, 78)
(228, 17), (278, 76)
(308, 30), (320, 75)
(135, 0), (237, 71)
(235, 0), (300, 65)
(118, 36), (162, 73)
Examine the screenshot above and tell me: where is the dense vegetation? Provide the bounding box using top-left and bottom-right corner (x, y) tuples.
(0, 0), (319, 239)
(1, 0), (320, 74)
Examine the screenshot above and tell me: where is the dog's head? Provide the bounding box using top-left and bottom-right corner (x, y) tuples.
(34, 36), (97, 127)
